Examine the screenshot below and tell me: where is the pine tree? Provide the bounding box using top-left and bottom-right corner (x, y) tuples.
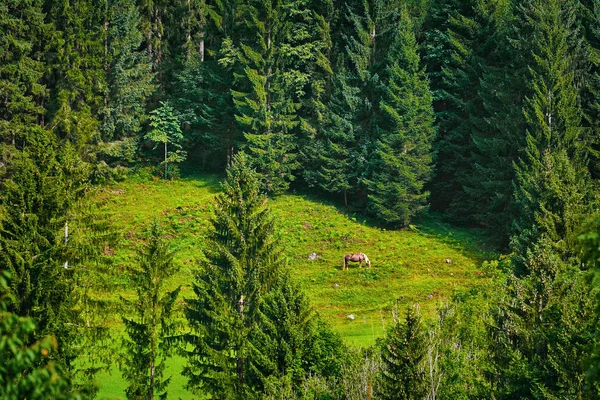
(120, 221), (180, 400)
(366, 7), (435, 227)
(0, 271), (82, 399)
(231, 0), (299, 194)
(146, 101), (186, 179)
(458, 0), (523, 242)
(44, 0), (106, 149)
(511, 0), (596, 273)
(253, 274), (320, 396)
(489, 239), (598, 398)
(302, 66), (360, 206)
(378, 305), (428, 400)
(173, 0), (240, 170)
(100, 0), (155, 165)
(0, 0), (47, 147)
(183, 152), (286, 398)
(0, 128), (90, 373)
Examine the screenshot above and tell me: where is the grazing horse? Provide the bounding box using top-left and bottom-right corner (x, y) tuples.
(343, 253), (371, 270)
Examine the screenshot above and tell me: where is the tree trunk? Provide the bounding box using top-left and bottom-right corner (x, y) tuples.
(164, 141), (168, 179)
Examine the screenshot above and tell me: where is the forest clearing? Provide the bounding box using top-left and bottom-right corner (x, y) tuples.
(92, 171), (493, 398)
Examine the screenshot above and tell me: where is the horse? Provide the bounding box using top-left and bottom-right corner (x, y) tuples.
(343, 253), (371, 270)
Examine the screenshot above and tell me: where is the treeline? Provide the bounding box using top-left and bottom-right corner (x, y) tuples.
(3, 0), (600, 398)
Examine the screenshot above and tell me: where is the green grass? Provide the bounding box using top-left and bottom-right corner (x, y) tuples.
(92, 171), (494, 398)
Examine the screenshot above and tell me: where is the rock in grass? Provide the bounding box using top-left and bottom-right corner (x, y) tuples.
(308, 252), (317, 260)
(347, 314), (355, 320)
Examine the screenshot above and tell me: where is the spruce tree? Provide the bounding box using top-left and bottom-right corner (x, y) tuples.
(366, 7), (435, 227)
(100, 0), (155, 165)
(489, 239), (598, 398)
(511, 0), (595, 272)
(173, 0), (240, 170)
(302, 66), (360, 206)
(378, 305), (428, 400)
(0, 271), (82, 399)
(459, 0), (523, 242)
(183, 152), (286, 398)
(0, 128), (90, 373)
(0, 0), (46, 146)
(231, 0), (299, 194)
(45, 0), (106, 149)
(120, 221), (180, 400)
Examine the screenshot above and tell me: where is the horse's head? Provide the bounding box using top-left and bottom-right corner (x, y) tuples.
(362, 253), (371, 267)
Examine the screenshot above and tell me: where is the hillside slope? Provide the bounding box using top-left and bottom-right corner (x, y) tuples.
(96, 173), (492, 346)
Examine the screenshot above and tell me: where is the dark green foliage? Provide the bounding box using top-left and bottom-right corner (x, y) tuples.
(378, 305), (428, 400)
(0, 271), (82, 400)
(0, 128), (89, 373)
(230, 0), (300, 194)
(489, 240), (598, 398)
(366, 8), (435, 227)
(120, 221), (180, 400)
(302, 66), (359, 206)
(100, 0), (155, 165)
(0, 0), (46, 146)
(183, 152), (285, 398)
(511, 0), (596, 273)
(45, 0), (106, 149)
(255, 274), (345, 397)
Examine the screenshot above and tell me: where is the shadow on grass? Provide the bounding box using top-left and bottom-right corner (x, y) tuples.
(286, 185), (500, 260)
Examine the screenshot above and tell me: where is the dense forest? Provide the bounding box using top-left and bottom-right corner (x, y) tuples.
(2, 0), (600, 398)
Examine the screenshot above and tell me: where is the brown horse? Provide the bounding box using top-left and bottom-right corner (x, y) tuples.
(343, 253), (371, 270)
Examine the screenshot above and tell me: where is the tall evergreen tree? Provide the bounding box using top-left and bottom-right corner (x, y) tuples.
(230, 0), (299, 194)
(173, 0), (240, 170)
(0, 271), (82, 399)
(0, 0), (47, 146)
(120, 221), (180, 400)
(489, 239), (598, 398)
(377, 305), (428, 400)
(183, 152), (285, 398)
(511, 0), (596, 272)
(302, 65), (360, 206)
(100, 0), (155, 165)
(0, 128), (90, 374)
(45, 0), (107, 150)
(366, 7), (435, 227)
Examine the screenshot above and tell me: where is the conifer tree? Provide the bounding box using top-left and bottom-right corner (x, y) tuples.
(458, 0), (523, 241)
(511, 0), (596, 272)
(302, 66), (360, 206)
(184, 152), (286, 398)
(173, 0), (240, 170)
(0, 0), (46, 146)
(366, 7), (435, 227)
(0, 271), (82, 399)
(253, 274), (322, 396)
(489, 239), (598, 398)
(120, 221), (180, 400)
(378, 305), (428, 400)
(231, 0), (299, 194)
(45, 0), (106, 149)
(100, 0), (155, 164)
(0, 128), (90, 373)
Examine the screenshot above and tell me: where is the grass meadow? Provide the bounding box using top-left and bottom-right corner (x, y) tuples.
(92, 171), (495, 399)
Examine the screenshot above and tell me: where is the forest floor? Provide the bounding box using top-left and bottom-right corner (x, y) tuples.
(92, 169), (496, 399)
